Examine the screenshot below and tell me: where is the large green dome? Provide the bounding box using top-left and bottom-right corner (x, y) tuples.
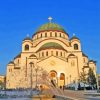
(36, 23), (66, 33)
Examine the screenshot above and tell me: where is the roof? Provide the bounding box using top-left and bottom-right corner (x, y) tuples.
(82, 53), (88, 58)
(14, 53), (21, 59)
(23, 37), (32, 41)
(89, 60), (96, 63)
(36, 22), (66, 33)
(8, 61), (15, 65)
(70, 36), (80, 40)
(37, 42), (65, 52)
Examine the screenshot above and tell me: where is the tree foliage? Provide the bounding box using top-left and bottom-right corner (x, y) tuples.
(80, 68), (87, 83)
(0, 80), (5, 89)
(87, 68), (96, 86)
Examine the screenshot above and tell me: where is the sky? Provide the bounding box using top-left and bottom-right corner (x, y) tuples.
(0, 0), (100, 75)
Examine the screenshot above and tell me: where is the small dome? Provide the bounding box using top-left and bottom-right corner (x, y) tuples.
(70, 36), (80, 40)
(23, 37), (32, 41)
(89, 60), (96, 63)
(36, 23), (66, 33)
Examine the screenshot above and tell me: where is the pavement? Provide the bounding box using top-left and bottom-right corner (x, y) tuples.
(39, 89), (100, 100)
(0, 89), (100, 100)
(40, 88), (100, 100)
(62, 90), (100, 100)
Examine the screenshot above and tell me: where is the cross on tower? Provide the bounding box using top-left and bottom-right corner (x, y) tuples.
(27, 34), (29, 37)
(48, 17), (53, 23)
(73, 33), (76, 36)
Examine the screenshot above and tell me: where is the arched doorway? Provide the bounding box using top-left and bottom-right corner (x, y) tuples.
(59, 73), (65, 86)
(49, 70), (57, 87)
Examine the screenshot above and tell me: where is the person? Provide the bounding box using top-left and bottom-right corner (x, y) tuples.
(40, 85), (43, 94)
(63, 85), (65, 91)
(60, 86), (62, 89)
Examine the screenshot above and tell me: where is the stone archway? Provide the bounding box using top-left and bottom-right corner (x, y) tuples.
(59, 73), (65, 87)
(49, 70), (57, 87)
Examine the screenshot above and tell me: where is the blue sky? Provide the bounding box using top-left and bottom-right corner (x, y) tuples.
(0, 0), (100, 75)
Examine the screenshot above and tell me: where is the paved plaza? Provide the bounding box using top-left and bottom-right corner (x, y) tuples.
(0, 90), (100, 100)
(63, 90), (100, 100)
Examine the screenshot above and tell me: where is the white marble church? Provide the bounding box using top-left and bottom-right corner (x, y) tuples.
(6, 17), (96, 89)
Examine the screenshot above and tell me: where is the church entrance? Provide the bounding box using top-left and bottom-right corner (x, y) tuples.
(49, 70), (57, 87)
(58, 73), (65, 87)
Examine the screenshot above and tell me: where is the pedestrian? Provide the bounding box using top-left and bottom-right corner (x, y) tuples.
(63, 85), (65, 91)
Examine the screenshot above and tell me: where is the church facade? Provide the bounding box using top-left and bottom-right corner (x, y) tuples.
(6, 19), (96, 89)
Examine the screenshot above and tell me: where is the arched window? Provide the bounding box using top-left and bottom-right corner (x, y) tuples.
(42, 52), (44, 56)
(45, 33), (47, 37)
(56, 51), (58, 56)
(51, 51), (53, 55)
(55, 32), (57, 37)
(50, 32), (52, 37)
(74, 44), (78, 50)
(25, 44), (29, 51)
(60, 52), (62, 56)
(50, 72), (56, 77)
(60, 33), (61, 37)
(50, 70), (57, 78)
(41, 34), (42, 38)
(46, 51), (48, 56)
(60, 73), (65, 80)
(63, 34), (65, 38)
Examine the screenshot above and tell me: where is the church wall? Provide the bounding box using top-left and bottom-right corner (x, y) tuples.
(67, 57), (79, 83)
(14, 57), (21, 66)
(6, 64), (15, 89)
(37, 56), (79, 86)
(37, 56), (67, 85)
(75, 52), (84, 75)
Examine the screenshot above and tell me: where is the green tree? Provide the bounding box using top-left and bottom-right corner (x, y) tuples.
(80, 68), (87, 90)
(87, 68), (96, 87)
(0, 80), (4, 89)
